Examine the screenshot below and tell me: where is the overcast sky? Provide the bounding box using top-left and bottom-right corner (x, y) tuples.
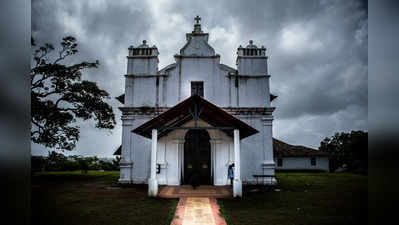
(31, 0), (368, 157)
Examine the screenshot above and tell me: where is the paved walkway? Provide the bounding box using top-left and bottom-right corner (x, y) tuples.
(159, 185), (232, 198)
(170, 197), (227, 225)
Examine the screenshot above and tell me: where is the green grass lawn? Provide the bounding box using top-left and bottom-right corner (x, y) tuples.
(32, 170), (178, 225)
(33, 171), (367, 225)
(219, 172), (367, 225)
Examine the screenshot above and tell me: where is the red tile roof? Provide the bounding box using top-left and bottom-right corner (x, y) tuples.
(132, 95), (258, 139)
(273, 138), (329, 157)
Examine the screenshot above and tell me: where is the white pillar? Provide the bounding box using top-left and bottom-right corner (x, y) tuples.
(148, 129), (158, 197)
(119, 118), (134, 184)
(210, 140), (216, 185)
(233, 129), (242, 197)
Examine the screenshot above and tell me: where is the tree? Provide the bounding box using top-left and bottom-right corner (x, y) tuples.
(112, 156), (121, 170)
(77, 157), (89, 174)
(31, 36), (116, 151)
(63, 159), (80, 171)
(99, 160), (114, 171)
(319, 130), (368, 173)
(46, 151), (68, 171)
(85, 156), (101, 170)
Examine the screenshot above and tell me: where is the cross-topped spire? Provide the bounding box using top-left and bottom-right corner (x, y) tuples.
(192, 15), (203, 34)
(194, 15), (201, 24)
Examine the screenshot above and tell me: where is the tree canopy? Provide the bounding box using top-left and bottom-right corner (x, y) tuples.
(31, 151), (120, 174)
(319, 130), (367, 173)
(31, 36), (116, 151)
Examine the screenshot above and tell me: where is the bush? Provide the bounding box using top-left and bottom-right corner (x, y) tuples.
(89, 162), (101, 170)
(99, 161), (114, 171)
(63, 160), (80, 171)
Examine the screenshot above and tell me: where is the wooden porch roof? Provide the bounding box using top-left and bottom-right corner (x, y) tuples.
(132, 95), (258, 139)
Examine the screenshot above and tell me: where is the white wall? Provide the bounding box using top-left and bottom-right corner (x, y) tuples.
(161, 58), (270, 108)
(126, 56), (270, 108)
(238, 77), (270, 107)
(239, 115), (274, 184)
(160, 56), (232, 107)
(153, 118), (275, 186)
(120, 116), (276, 185)
(153, 120), (234, 186)
(156, 137), (180, 185)
(237, 57), (268, 75)
(274, 157), (329, 172)
(127, 57), (158, 75)
(121, 117), (275, 186)
(132, 77), (157, 106)
(120, 115), (152, 184)
(121, 31), (275, 185)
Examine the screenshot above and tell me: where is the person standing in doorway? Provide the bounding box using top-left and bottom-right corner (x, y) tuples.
(228, 163), (234, 187)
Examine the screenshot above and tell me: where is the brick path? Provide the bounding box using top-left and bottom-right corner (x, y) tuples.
(170, 197), (227, 225)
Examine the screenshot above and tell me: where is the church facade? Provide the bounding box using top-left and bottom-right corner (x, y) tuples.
(117, 17), (276, 197)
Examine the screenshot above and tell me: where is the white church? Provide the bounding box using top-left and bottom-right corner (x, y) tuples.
(116, 16), (277, 197)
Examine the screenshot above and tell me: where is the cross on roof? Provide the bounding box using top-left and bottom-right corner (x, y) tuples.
(194, 15), (201, 24)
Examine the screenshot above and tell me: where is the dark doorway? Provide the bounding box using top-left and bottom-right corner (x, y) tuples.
(183, 129), (212, 185)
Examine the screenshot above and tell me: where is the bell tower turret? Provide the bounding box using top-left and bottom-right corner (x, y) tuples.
(125, 40), (159, 107)
(127, 40), (159, 75)
(236, 40), (268, 75)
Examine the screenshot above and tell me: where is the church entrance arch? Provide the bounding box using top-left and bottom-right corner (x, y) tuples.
(183, 129), (212, 185)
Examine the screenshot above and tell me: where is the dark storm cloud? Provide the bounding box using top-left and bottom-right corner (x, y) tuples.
(158, 0), (368, 147)
(31, 0), (368, 155)
(32, 0), (59, 41)
(78, 2), (150, 46)
(31, 0), (153, 157)
(220, 0), (368, 120)
(165, 0), (367, 121)
(206, 0), (368, 148)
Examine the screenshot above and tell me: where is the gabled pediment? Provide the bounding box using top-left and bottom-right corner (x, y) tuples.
(132, 95), (258, 139)
(180, 34), (215, 56)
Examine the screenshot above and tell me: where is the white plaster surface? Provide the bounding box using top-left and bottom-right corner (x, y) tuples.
(274, 157), (329, 171)
(119, 20), (276, 187)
